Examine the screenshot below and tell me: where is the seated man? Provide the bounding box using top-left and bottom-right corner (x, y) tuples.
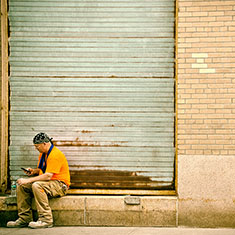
(7, 132), (70, 229)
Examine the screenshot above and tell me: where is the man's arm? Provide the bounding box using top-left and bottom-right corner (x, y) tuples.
(17, 172), (53, 185)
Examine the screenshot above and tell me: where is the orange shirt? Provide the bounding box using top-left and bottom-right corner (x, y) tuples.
(37, 146), (71, 187)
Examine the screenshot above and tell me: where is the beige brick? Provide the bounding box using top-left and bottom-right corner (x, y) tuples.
(192, 12), (208, 17)
(178, 12), (192, 17)
(200, 16), (216, 22)
(201, 6), (217, 12)
(185, 17), (200, 22)
(199, 140), (215, 145)
(209, 11), (225, 16)
(216, 16), (233, 21)
(185, 140), (199, 145)
(186, 7), (201, 12)
(178, 2), (193, 7)
(199, 68), (216, 73)
(199, 99), (215, 104)
(192, 63), (207, 69)
(192, 145), (208, 150)
(192, 53), (208, 58)
(196, 59), (204, 63)
(192, 104), (207, 109)
(178, 150), (186, 155)
(186, 27), (197, 32)
(217, 6), (233, 11)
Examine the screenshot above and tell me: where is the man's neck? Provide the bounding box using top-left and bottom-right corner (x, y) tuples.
(45, 142), (52, 153)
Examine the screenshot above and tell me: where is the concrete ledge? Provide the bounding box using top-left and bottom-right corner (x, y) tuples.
(84, 196), (177, 227)
(0, 195), (177, 227)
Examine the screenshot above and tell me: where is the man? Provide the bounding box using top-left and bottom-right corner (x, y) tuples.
(7, 132), (70, 229)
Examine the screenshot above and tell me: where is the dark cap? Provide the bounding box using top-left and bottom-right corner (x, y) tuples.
(33, 132), (52, 144)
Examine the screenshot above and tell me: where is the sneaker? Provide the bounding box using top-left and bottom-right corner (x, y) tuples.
(28, 220), (53, 229)
(7, 219), (28, 228)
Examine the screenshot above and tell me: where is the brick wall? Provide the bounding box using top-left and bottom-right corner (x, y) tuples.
(177, 0), (235, 155)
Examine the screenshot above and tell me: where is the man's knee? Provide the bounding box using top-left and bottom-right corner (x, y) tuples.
(17, 182), (32, 193)
(32, 181), (51, 195)
(16, 183), (23, 193)
(32, 182), (42, 193)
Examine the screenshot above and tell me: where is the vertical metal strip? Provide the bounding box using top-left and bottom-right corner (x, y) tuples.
(1, 0), (9, 192)
(174, 0), (179, 195)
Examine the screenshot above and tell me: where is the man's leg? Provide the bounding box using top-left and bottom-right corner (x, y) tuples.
(31, 181), (53, 224)
(7, 183), (33, 227)
(30, 180), (66, 228)
(17, 183), (34, 223)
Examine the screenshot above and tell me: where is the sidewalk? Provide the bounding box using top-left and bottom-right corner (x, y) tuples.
(1, 227), (235, 235)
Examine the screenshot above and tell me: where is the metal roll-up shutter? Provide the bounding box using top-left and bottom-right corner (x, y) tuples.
(8, 0), (175, 190)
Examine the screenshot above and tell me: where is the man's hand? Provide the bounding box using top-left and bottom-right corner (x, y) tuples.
(17, 178), (31, 185)
(23, 168), (40, 176)
(22, 168), (33, 176)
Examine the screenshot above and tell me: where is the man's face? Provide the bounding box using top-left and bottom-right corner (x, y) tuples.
(34, 143), (47, 153)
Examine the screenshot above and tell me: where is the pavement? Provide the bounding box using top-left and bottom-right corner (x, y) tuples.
(0, 227), (235, 235)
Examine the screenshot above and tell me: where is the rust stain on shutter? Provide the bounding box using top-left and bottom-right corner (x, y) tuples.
(54, 139), (174, 190)
(53, 140), (122, 148)
(70, 169), (174, 190)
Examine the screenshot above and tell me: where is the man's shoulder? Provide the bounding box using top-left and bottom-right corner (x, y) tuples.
(51, 146), (65, 158)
